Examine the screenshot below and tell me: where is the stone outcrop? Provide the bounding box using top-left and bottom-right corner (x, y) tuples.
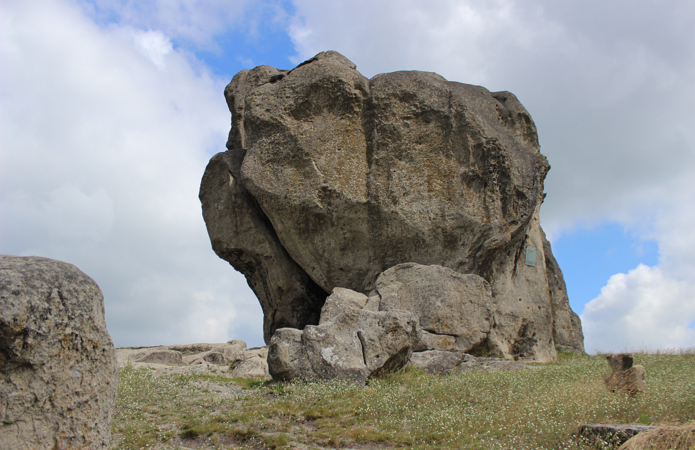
(268, 288), (420, 383)
(136, 349), (185, 366)
(603, 353), (646, 395)
(116, 340), (271, 380)
(0, 255), (118, 450)
(200, 50), (584, 361)
(406, 350), (470, 375)
(231, 347), (271, 378)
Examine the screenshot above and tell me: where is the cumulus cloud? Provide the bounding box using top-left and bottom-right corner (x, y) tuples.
(582, 265), (695, 352)
(0, 0), (264, 347)
(284, 0), (695, 351)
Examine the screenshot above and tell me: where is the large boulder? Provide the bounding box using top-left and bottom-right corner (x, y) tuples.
(200, 50), (584, 361)
(0, 255), (118, 449)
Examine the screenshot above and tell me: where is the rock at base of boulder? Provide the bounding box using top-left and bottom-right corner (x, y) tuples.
(376, 264), (492, 353)
(406, 350), (529, 375)
(413, 330), (457, 352)
(268, 306), (421, 384)
(0, 255), (118, 450)
(451, 355), (527, 374)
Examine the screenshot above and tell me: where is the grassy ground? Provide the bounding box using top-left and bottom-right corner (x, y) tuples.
(109, 350), (695, 449)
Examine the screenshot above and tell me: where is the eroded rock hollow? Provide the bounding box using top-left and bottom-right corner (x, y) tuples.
(200, 51), (584, 362)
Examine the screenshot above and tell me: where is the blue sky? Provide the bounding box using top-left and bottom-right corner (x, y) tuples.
(2, 0), (694, 352)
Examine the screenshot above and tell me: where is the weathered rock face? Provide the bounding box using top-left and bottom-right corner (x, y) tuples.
(268, 288), (420, 383)
(199, 150), (327, 343)
(200, 50), (584, 361)
(0, 255), (118, 450)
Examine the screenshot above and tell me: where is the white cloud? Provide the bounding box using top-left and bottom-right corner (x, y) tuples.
(582, 265), (695, 352)
(288, 0), (545, 81)
(0, 0), (264, 347)
(131, 29), (172, 69)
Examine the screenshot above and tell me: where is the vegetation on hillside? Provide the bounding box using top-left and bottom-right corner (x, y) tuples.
(110, 350), (695, 449)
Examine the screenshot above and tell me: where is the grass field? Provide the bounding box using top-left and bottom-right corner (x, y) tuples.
(109, 350), (695, 449)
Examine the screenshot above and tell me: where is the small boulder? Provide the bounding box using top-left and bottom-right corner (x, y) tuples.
(0, 255), (118, 449)
(319, 288), (369, 324)
(268, 292), (421, 383)
(603, 353), (646, 395)
(222, 340), (248, 359)
(231, 347), (271, 379)
(376, 263), (492, 352)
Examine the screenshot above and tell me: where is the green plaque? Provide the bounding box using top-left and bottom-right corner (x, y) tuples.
(525, 247), (536, 267)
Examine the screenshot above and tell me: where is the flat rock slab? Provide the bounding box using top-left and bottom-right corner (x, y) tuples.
(116, 341), (271, 380)
(578, 424), (660, 447)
